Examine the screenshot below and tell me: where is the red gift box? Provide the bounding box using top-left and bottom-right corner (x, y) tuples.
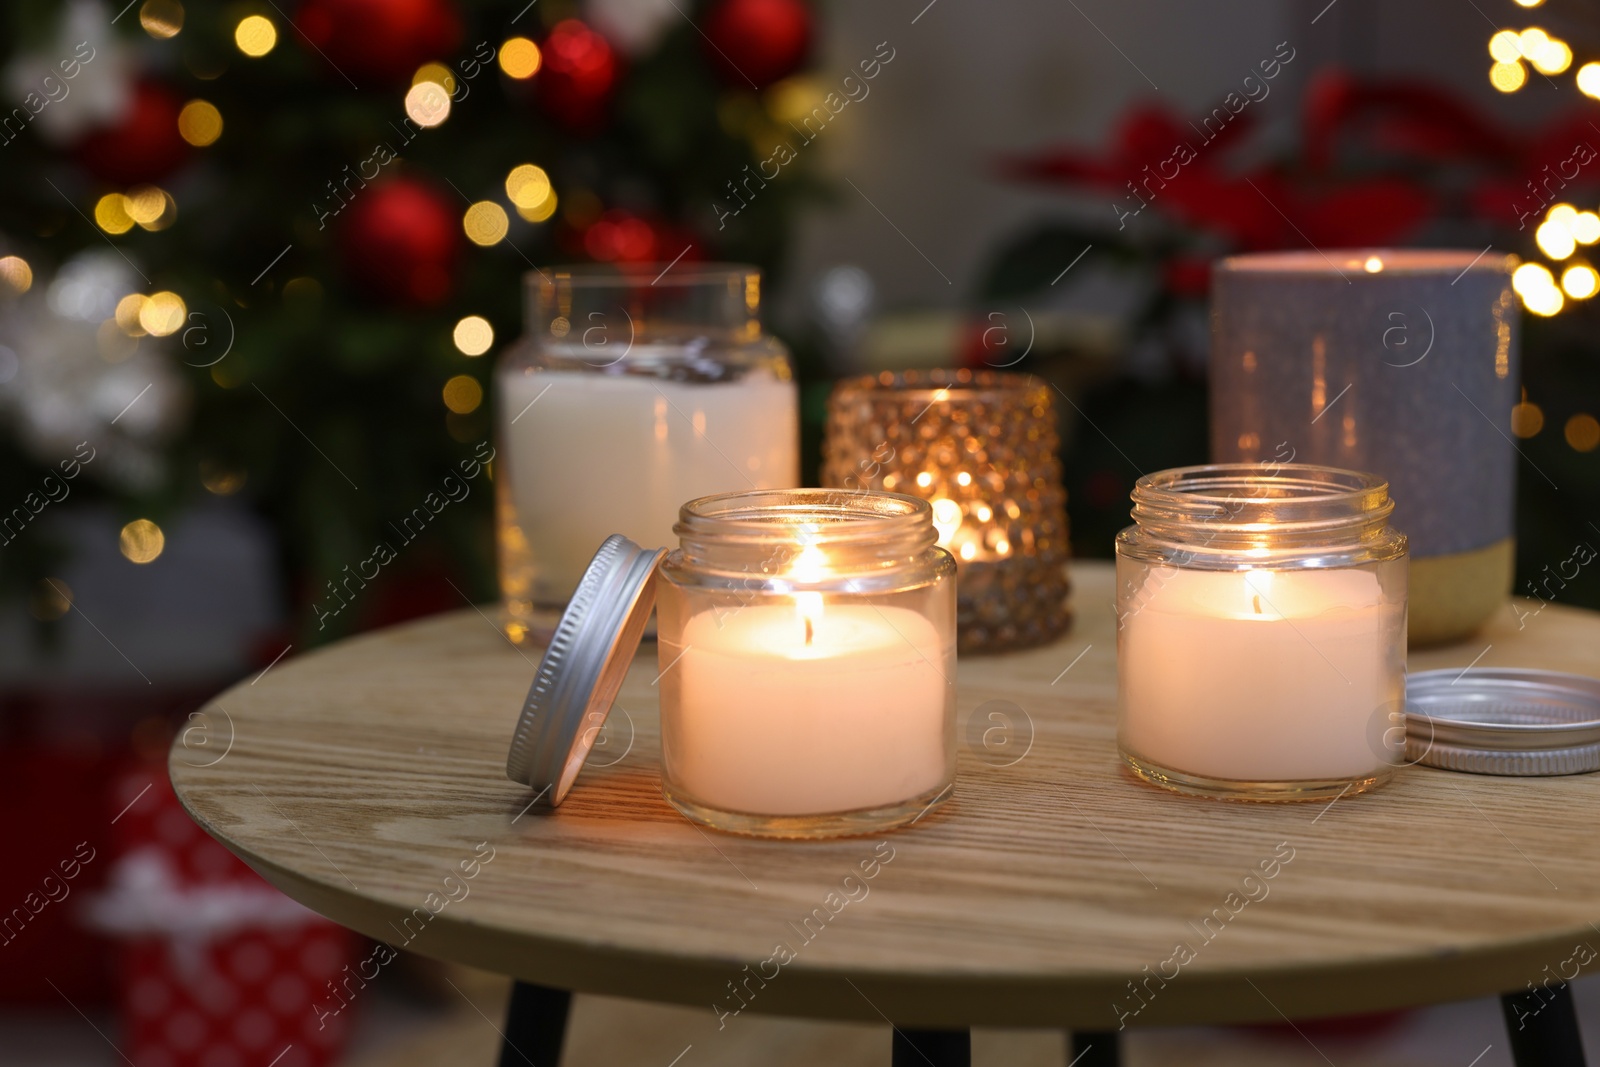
(88, 769), (358, 1067)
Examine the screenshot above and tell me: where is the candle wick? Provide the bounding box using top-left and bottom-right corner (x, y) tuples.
(805, 617), (814, 645)
(1253, 594), (1262, 615)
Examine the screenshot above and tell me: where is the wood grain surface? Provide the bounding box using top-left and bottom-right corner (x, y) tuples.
(169, 562), (1600, 1030)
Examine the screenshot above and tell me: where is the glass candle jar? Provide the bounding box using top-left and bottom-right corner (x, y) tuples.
(496, 264), (799, 645)
(655, 489), (957, 837)
(820, 368), (1071, 653)
(1115, 464), (1408, 801)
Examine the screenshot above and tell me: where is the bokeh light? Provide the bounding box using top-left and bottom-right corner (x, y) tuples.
(442, 374), (484, 413)
(1490, 31), (1523, 62)
(125, 186), (167, 226)
(199, 460), (247, 495)
(95, 194), (135, 234)
(1579, 62), (1600, 97)
(140, 0), (183, 38)
(178, 99), (222, 145)
(499, 37), (542, 79)
(1566, 413), (1600, 452)
(1518, 27), (1550, 57)
(505, 164), (551, 209)
(29, 579), (72, 622)
(0, 256), (32, 294)
(453, 315), (494, 356)
(1515, 0), (1544, 7)
(413, 63), (457, 92)
(1512, 261), (1555, 294)
(115, 293), (149, 335)
(235, 14), (277, 57)
(139, 291), (187, 336)
(1491, 60), (1527, 92)
(1532, 37), (1572, 74)
(404, 81), (451, 127)
(1536, 218), (1576, 259)
(463, 201), (509, 246)
(1561, 263), (1598, 298)
(1525, 285), (1564, 316)
(119, 519), (166, 564)
(1573, 211), (1600, 244)
(1511, 399), (1545, 437)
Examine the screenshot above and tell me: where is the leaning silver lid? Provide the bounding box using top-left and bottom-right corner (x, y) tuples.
(505, 535), (665, 805)
(1405, 668), (1600, 776)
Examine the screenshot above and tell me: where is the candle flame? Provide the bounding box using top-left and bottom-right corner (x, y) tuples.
(1244, 569), (1274, 616)
(791, 535), (827, 644)
(796, 592), (823, 645)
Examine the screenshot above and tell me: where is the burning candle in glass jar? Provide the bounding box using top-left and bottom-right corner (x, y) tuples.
(1116, 464), (1408, 801)
(657, 495), (956, 829)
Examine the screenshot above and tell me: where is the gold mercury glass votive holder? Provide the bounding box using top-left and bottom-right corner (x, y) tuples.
(821, 368), (1071, 652)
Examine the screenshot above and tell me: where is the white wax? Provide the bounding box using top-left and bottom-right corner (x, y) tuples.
(499, 367), (798, 602)
(1119, 564), (1404, 782)
(662, 604), (951, 816)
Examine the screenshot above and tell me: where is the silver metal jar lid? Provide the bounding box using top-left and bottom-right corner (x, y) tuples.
(505, 535), (665, 805)
(1405, 668), (1600, 776)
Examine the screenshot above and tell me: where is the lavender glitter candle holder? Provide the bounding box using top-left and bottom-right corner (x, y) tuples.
(1209, 250), (1519, 645)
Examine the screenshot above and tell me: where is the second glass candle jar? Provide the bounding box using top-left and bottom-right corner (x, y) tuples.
(496, 264), (799, 645)
(1115, 464), (1408, 801)
(655, 489), (957, 837)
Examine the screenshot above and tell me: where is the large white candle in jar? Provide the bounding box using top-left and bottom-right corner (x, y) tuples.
(498, 365), (797, 600)
(495, 266), (800, 644)
(656, 489), (958, 837)
(1115, 464), (1409, 801)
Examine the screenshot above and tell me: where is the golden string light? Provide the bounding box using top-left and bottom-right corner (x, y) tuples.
(139, 291), (187, 336)
(1566, 413), (1600, 452)
(178, 99), (222, 145)
(453, 315), (494, 356)
(140, 0), (183, 38)
(499, 37), (542, 79)
(463, 201), (509, 246)
(0, 256), (32, 293)
(119, 519), (166, 564)
(404, 81), (451, 127)
(235, 15), (277, 57)
(442, 375), (484, 413)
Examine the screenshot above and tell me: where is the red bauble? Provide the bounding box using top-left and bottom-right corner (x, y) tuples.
(577, 210), (699, 265)
(74, 82), (190, 185)
(538, 19), (619, 132)
(702, 0), (811, 89)
(295, 0), (462, 87)
(338, 178), (460, 307)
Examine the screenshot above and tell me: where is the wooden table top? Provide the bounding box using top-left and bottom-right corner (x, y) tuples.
(170, 562), (1600, 1030)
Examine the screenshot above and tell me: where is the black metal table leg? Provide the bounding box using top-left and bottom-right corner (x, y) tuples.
(1502, 984), (1588, 1067)
(1069, 1030), (1122, 1066)
(891, 1027), (970, 1067)
(498, 981), (572, 1067)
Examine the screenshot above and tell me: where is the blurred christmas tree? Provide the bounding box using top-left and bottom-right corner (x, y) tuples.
(0, 0), (823, 640)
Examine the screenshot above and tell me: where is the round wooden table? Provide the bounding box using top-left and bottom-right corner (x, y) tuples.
(170, 562), (1600, 1066)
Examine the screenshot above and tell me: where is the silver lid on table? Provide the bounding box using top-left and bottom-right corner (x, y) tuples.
(1404, 668), (1600, 776)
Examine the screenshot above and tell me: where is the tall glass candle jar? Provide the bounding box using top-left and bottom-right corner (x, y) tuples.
(1116, 464), (1408, 801)
(496, 265), (799, 644)
(655, 489), (957, 837)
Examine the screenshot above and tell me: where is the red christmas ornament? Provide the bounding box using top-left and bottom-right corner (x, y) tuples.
(338, 178), (460, 307)
(577, 209), (699, 265)
(295, 0), (462, 87)
(538, 19), (619, 133)
(74, 82), (190, 185)
(702, 0), (811, 89)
